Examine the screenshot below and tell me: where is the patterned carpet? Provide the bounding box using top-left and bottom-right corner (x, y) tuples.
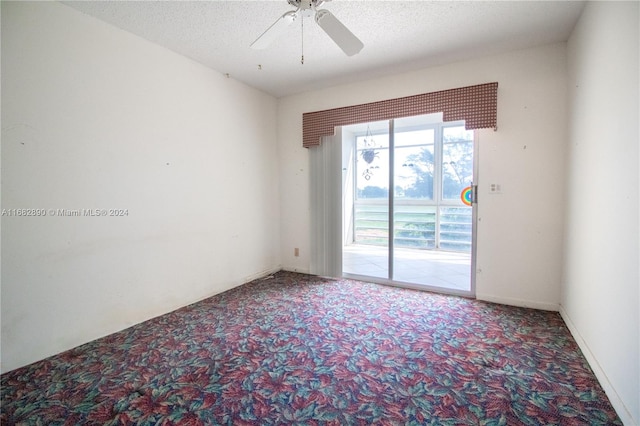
(1, 271), (621, 425)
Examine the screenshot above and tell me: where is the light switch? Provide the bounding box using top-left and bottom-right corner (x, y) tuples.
(489, 183), (502, 194)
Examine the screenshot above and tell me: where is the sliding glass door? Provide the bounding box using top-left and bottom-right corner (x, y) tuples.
(343, 114), (476, 295)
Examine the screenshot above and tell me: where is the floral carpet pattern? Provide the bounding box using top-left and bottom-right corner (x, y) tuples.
(2, 271), (621, 425)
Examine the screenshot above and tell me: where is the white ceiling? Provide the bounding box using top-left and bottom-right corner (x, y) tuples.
(62, 0), (585, 98)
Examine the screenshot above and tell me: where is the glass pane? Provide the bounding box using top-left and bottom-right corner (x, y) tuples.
(346, 120), (390, 280)
(442, 126), (474, 201)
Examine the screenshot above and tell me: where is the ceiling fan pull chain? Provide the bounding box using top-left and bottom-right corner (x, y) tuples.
(301, 13), (305, 65)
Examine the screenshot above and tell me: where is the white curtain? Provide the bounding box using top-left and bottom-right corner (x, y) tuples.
(309, 131), (343, 277)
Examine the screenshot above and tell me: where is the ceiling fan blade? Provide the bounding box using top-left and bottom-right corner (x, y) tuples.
(315, 9), (363, 56)
(250, 10), (297, 50)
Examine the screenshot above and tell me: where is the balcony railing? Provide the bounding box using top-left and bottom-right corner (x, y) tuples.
(353, 201), (472, 252)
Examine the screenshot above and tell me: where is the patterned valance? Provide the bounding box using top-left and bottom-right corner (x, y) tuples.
(302, 82), (498, 148)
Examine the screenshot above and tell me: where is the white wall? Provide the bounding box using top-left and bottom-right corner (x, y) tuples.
(1, 2), (281, 373)
(562, 2), (639, 424)
(278, 43), (567, 311)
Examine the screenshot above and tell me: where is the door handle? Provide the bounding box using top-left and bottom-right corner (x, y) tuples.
(471, 183), (478, 204)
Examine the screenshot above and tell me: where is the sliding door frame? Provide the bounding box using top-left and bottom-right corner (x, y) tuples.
(387, 119), (395, 280)
(343, 117), (478, 298)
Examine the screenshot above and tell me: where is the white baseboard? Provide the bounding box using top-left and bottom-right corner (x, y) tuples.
(281, 266), (311, 275)
(559, 306), (636, 425)
(476, 293), (559, 311)
(243, 266), (283, 284)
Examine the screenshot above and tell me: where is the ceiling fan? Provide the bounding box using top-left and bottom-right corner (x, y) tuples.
(250, 0), (364, 57)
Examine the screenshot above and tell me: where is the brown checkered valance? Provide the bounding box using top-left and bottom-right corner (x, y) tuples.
(302, 82), (498, 148)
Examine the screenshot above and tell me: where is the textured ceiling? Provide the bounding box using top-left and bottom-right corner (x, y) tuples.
(62, 1), (585, 98)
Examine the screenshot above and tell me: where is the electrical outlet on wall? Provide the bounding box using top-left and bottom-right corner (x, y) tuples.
(294, 248), (300, 257)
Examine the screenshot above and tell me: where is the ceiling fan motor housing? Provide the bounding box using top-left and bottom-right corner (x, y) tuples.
(288, 0), (326, 10)
(252, 0), (361, 57)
